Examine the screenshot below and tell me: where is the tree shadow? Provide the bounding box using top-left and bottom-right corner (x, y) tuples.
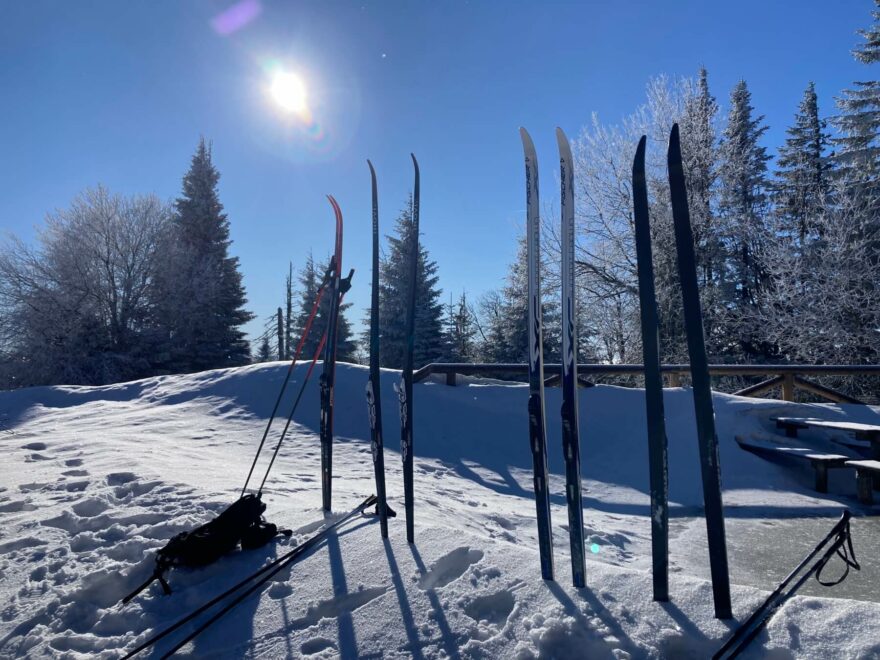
(409, 545), (463, 660)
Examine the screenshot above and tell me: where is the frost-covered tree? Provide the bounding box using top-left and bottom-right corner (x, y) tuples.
(152, 138), (253, 373)
(477, 234), (560, 364)
(774, 82), (833, 243)
(754, 179), (880, 373)
(0, 187), (170, 386)
(444, 291), (477, 362)
(834, 0), (880, 201)
(717, 80), (773, 358)
(377, 196), (445, 368)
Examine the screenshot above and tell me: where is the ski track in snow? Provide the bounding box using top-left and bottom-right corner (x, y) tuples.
(0, 361), (877, 659)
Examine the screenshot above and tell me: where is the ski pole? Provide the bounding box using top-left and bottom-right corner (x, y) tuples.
(713, 510), (859, 659)
(240, 263), (334, 497)
(257, 277), (353, 496)
(121, 495), (376, 659)
(155, 495), (377, 659)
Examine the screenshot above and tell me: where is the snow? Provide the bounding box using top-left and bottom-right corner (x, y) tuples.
(0, 362), (878, 658)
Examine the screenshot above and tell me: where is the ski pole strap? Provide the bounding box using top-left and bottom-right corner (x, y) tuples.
(815, 517), (861, 587)
(339, 269), (354, 295)
(121, 567), (171, 605)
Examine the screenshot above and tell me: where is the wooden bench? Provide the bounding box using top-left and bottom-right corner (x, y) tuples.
(770, 417), (880, 489)
(846, 460), (880, 505)
(735, 436), (851, 493)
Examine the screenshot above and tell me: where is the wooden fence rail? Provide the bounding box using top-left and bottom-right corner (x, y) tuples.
(412, 363), (880, 405)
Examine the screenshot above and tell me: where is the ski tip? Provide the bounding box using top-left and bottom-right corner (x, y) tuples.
(555, 126), (568, 146)
(634, 135), (647, 171)
(410, 153), (419, 171)
(667, 123), (681, 163)
(367, 159), (375, 175)
(519, 127), (535, 153)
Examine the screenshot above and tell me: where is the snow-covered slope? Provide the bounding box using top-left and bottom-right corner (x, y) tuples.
(0, 362), (877, 658)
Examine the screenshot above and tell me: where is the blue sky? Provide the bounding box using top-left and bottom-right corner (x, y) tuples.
(0, 1), (872, 345)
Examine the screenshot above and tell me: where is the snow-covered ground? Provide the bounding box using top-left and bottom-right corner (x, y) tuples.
(0, 362), (877, 658)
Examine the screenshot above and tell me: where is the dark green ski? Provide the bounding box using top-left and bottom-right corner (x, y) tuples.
(667, 123), (731, 619)
(632, 135), (669, 601)
(366, 160), (391, 537)
(398, 154), (419, 544)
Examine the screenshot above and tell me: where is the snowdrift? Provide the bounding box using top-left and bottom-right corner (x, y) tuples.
(0, 362), (877, 658)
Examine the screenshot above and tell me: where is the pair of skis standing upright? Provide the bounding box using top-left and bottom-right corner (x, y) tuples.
(366, 155), (420, 544)
(521, 127), (586, 587)
(523, 124), (731, 620)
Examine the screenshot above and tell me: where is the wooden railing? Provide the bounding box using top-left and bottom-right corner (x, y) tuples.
(412, 363), (880, 405)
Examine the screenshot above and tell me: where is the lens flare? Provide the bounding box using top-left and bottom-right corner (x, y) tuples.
(270, 71), (307, 114)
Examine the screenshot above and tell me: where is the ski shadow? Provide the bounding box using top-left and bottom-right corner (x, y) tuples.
(383, 538), (426, 660)
(547, 580), (639, 657)
(148, 519), (372, 658)
(409, 545), (463, 660)
(325, 524), (360, 660)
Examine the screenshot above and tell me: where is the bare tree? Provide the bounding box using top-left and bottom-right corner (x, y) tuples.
(0, 187), (170, 386)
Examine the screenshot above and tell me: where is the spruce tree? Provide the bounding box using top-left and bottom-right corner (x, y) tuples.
(774, 82), (833, 243)
(677, 67), (724, 352)
(718, 80), (772, 357)
(477, 234), (560, 364)
(256, 335), (272, 363)
(834, 0), (880, 201)
(377, 196), (445, 368)
(154, 138), (253, 372)
(444, 291), (477, 362)
(719, 80), (771, 302)
(294, 253), (356, 363)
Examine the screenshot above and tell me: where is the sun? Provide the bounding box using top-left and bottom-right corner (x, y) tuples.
(270, 71), (307, 114)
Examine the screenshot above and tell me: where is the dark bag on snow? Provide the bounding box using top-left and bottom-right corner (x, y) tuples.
(121, 494), (291, 604)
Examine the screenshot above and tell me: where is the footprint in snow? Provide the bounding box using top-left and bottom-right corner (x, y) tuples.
(106, 472), (137, 486)
(21, 442), (47, 451)
(301, 637), (337, 655)
(0, 499), (38, 513)
(290, 587), (388, 629)
(463, 589), (516, 626)
(64, 459), (84, 467)
(417, 547), (484, 590)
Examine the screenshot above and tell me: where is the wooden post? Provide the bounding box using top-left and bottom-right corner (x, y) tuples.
(781, 374), (795, 402)
(856, 469), (874, 505)
(814, 463), (829, 494)
(668, 372), (682, 387)
(446, 370), (457, 387)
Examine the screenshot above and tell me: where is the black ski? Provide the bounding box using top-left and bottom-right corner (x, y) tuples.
(367, 160), (391, 537)
(320, 196), (351, 512)
(520, 127), (554, 581)
(121, 495), (378, 659)
(398, 154), (419, 544)
(632, 135), (670, 602)
(556, 128), (585, 587)
(667, 123), (731, 618)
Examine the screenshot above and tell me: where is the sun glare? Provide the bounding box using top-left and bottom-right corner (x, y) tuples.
(270, 71), (307, 114)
